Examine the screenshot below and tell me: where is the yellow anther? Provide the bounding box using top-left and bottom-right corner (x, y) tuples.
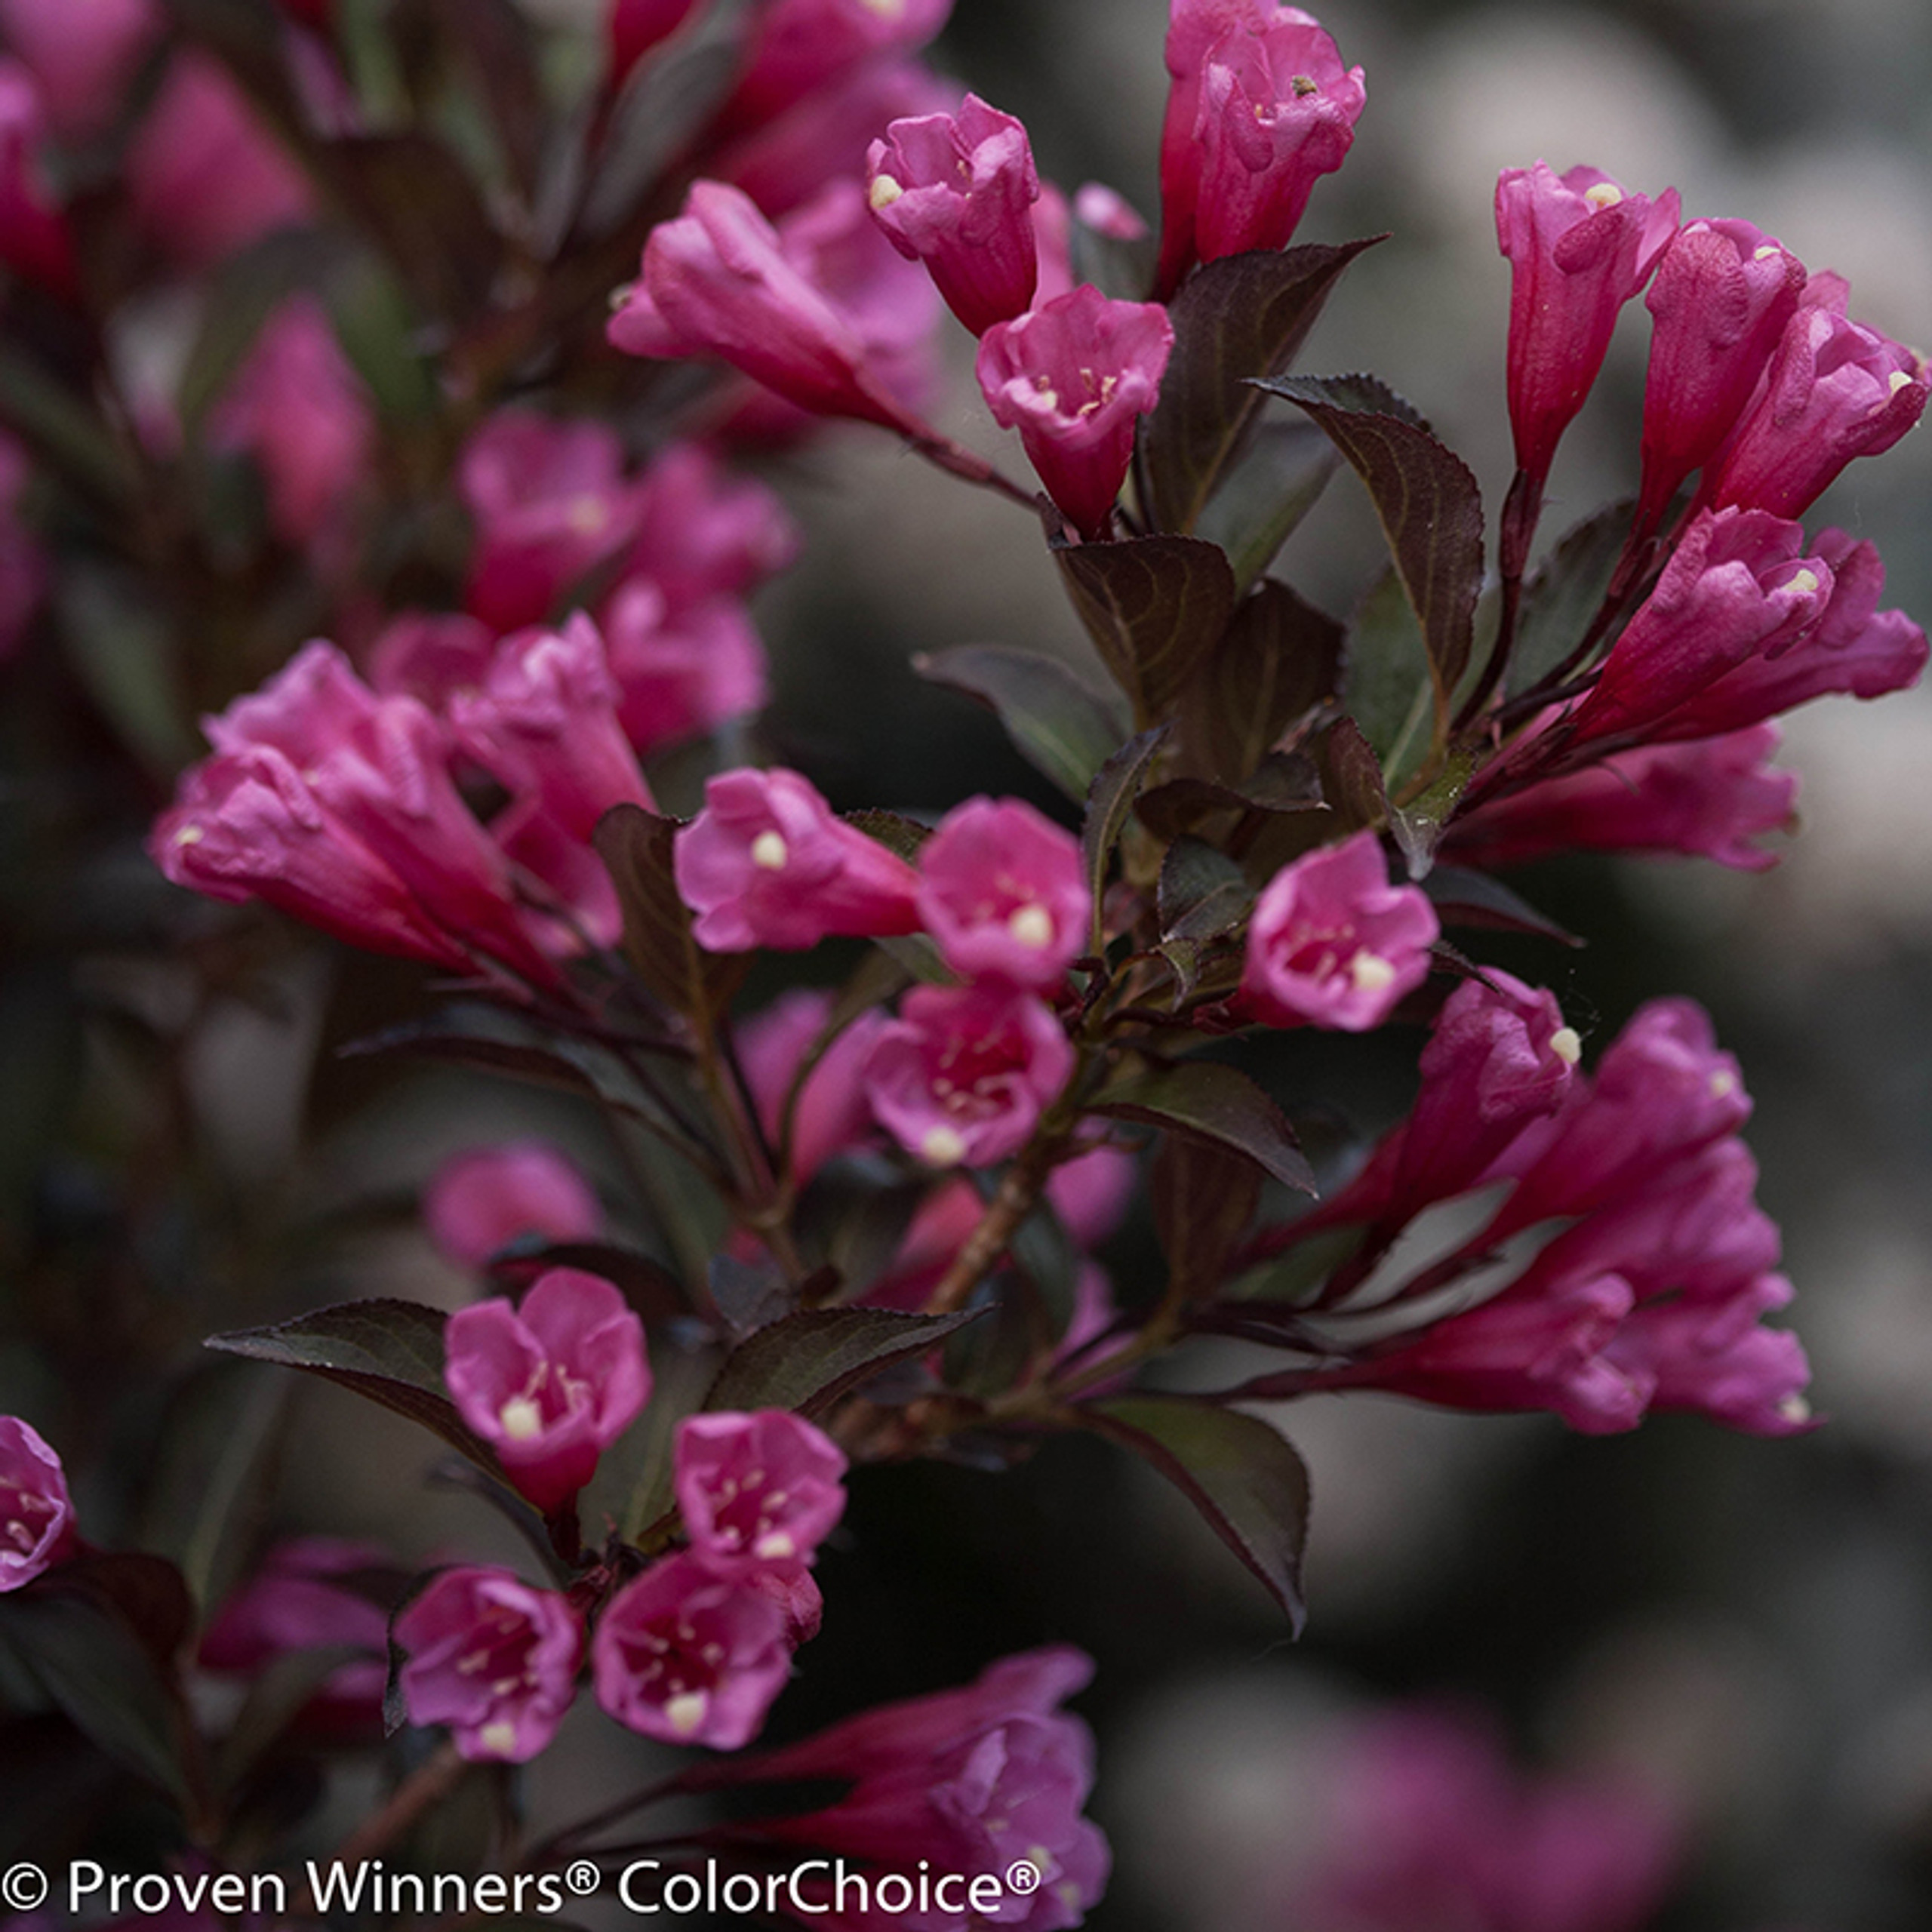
(499, 1395), (544, 1441)
(1583, 182), (1624, 210)
(1550, 1026), (1583, 1066)
(1784, 568), (1821, 596)
(750, 830), (789, 871)
(1349, 951), (1397, 994)
(478, 1721), (518, 1757)
(1008, 904), (1055, 949)
(869, 174), (904, 211)
(921, 1124), (968, 1167)
(666, 1691), (709, 1737)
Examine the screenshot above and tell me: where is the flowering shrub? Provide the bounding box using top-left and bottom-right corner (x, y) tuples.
(0, 0), (1924, 1923)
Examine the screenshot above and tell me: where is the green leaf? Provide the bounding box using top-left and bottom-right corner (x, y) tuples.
(1389, 748), (1477, 881)
(1143, 239), (1383, 537)
(1509, 498), (1636, 697)
(1091, 1059), (1316, 1195)
(1158, 837), (1252, 941)
(915, 645), (1132, 802)
(1081, 725), (1171, 948)
(1054, 535), (1237, 728)
(206, 1300), (505, 1478)
(1344, 566), (1432, 781)
(0, 1556), (205, 1814)
(1152, 1135), (1262, 1303)
(1181, 578), (1344, 786)
(1082, 1396), (1311, 1629)
(1069, 207), (1156, 303)
(702, 1308), (980, 1419)
(56, 571), (195, 777)
(1423, 866), (1582, 945)
(595, 802), (746, 1019)
(1193, 420), (1341, 592)
(1258, 375), (1485, 722)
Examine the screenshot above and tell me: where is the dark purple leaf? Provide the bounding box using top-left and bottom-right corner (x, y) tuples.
(842, 808), (932, 864)
(1091, 1058), (1316, 1195)
(1509, 498), (1637, 697)
(702, 1308), (982, 1420)
(1194, 420), (1341, 591)
(1423, 866), (1583, 945)
(595, 802), (746, 1019)
(1144, 239), (1384, 537)
(1054, 535), (1237, 727)
(1158, 837), (1252, 941)
(1152, 1136), (1263, 1303)
(1082, 1395), (1310, 1629)
(1181, 578), (1345, 785)
(1315, 715), (1390, 835)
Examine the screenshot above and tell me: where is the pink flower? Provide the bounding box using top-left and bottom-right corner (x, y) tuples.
(1300, 1708), (1681, 1932)
(917, 795), (1091, 989)
(367, 611), (497, 715)
(448, 614), (655, 841)
(1157, 4), (1365, 295)
(675, 1410), (848, 1576)
(977, 285), (1174, 540)
(715, 0), (953, 136)
(592, 1552), (794, 1747)
(1075, 181), (1150, 244)
(1495, 162), (1679, 492)
(125, 54), (313, 270)
(0, 61), (76, 298)
(610, 179), (939, 436)
(208, 296), (373, 555)
(199, 1537), (391, 1730)
(0, 0), (157, 141)
(1635, 218), (1806, 537)
(738, 988), (891, 1182)
(737, 1647), (1110, 1930)
(1238, 831), (1437, 1031)
(674, 767), (921, 952)
(863, 983), (1074, 1168)
(1561, 508), (1833, 751)
(866, 94), (1040, 337)
(424, 1142), (604, 1269)
(1446, 724), (1799, 873)
(457, 409), (641, 632)
(395, 1566), (582, 1762)
(1607, 1272), (1814, 1435)
(1703, 286), (1927, 518)
(186, 641), (558, 983)
(622, 441), (800, 609)
(598, 578), (769, 755)
(444, 1268), (651, 1512)
(0, 1416), (75, 1591)
(607, 0), (701, 85)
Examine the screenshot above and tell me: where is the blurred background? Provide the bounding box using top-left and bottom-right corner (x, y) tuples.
(3, 0), (1930, 1927)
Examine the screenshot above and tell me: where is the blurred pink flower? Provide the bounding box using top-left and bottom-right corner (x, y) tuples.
(424, 1141), (604, 1269)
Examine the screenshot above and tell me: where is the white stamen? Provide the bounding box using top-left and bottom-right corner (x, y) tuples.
(665, 1691), (709, 1737)
(1888, 369), (1915, 394)
(1778, 1393), (1813, 1424)
(478, 1721), (518, 1757)
(921, 1124), (968, 1168)
(1784, 568), (1821, 596)
(1549, 1026), (1583, 1066)
(868, 174), (904, 211)
(1710, 1069), (1738, 1098)
(173, 824), (205, 847)
(1752, 244), (1783, 260)
(1582, 182), (1623, 210)
(498, 1395), (544, 1441)
(1348, 951), (1396, 993)
(750, 830), (789, 871)
(754, 1531), (797, 1561)
(1008, 904), (1054, 949)
(566, 494), (609, 537)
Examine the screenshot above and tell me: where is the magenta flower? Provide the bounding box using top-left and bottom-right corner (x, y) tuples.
(0, 61), (76, 299)
(0, 1416), (75, 1591)
(1444, 724), (1799, 874)
(1074, 180), (1149, 244)
(1496, 162), (1679, 494)
(598, 578), (769, 756)
(623, 440), (800, 610)
(1703, 288), (1927, 518)
(738, 988), (891, 1182)
(395, 1566), (582, 1763)
(444, 1268), (651, 1512)
(675, 1410), (848, 1576)
(448, 614), (655, 841)
(199, 1537), (391, 1730)
(1607, 1270), (1814, 1435)
(208, 296), (373, 556)
(1635, 218), (1805, 536)
(610, 179), (939, 437)
(1562, 508), (1833, 751)
(1238, 831), (1438, 1031)
(864, 983), (1075, 1169)
(457, 409), (641, 632)
(674, 767), (921, 952)
(977, 285), (1174, 540)
(916, 795), (1091, 989)
(866, 94), (1040, 337)
(1156, 2), (1363, 296)
(424, 1142), (604, 1270)
(606, 0), (701, 85)
(737, 1647), (1111, 1928)
(174, 641), (557, 984)
(368, 611), (497, 716)
(1162, 5), (1365, 294)
(0, 0), (159, 141)
(592, 1552), (794, 1748)
(125, 54), (313, 270)
(715, 0), (954, 135)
